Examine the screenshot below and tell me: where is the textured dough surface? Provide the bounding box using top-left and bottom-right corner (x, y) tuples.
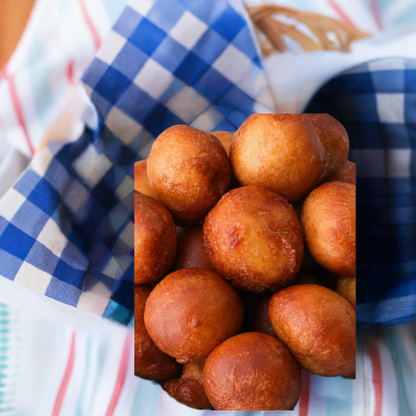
(163, 360), (212, 409)
(203, 186), (304, 293)
(337, 276), (356, 310)
(204, 332), (301, 410)
(144, 269), (244, 364)
(134, 191), (177, 284)
(326, 161), (356, 185)
(306, 114), (350, 177)
(147, 125), (231, 224)
(269, 284), (356, 377)
(134, 285), (181, 380)
(211, 131), (234, 155)
(172, 226), (214, 272)
(230, 114), (328, 204)
(301, 181), (356, 276)
(134, 159), (155, 198)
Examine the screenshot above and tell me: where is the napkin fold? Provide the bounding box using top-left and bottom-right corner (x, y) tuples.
(306, 57), (416, 325)
(0, 0), (272, 326)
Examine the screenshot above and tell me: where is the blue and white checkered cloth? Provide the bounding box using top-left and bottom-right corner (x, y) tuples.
(0, 0), (415, 327)
(306, 57), (416, 325)
(0, 0), (271, 325)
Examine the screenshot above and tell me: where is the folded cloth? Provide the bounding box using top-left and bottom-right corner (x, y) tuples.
(306, 57), (416, 325)
(0, 0), (415, 328)
(0, 0), (125, 159)
(13, 321), (415, 416)
(0, 0), (273, 326)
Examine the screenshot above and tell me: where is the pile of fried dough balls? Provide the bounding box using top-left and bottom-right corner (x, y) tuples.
(134, 113), (356, 411)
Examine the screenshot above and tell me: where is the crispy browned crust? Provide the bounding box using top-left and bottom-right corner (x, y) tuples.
(326, 161), (356, 185)
(172, 226), (214, 272)
(134, 285), (181, 380)
(301, 181), (356, 276)
(144, 269), (244, 364)
(134, 160), (155, 198)
(203, 186), (304, 293)
(162, 360), (213, 410)
(134, 191), (177, 284)
(204, 332), (301, 410)
(230, 114), (328, 204)
(211, 131), (234, 155)
(269, 284), (356, 377)
(306, 114), (350, 177)
(147, 125), (231, 224)
(337, 276), (356, 310)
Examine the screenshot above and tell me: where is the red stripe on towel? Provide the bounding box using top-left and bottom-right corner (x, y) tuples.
(327, 0), (356, 27)
(105, 332), (133, 416)
(51, 332), (77, 416)
(368, 339), (383, 416)
(370, 0), (383, 30)
(8, 73), (35, 156)
(78, 0), (101, 50)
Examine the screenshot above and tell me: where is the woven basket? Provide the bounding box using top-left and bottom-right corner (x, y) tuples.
(247, 4), (369, 56)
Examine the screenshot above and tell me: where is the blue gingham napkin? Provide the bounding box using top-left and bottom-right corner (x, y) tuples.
(1, 0), (414, 327)
(306, 57), (416, 325)
(0, 0), (271, 326)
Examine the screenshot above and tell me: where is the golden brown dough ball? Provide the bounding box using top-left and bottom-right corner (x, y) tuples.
(204, 332), (301, 410)
(203, 186), (304, 293)
(134, 191), (177, 284)
(337, 276), (356, 310)
(301, 181), (356, 276)
(163, 360), (212, 410)
(211, 131), (234, 155)
(269, 284), (356, 377)
(230, 114), (328, 204)
(147, 125), (231, 224)
(144, 269), (244, 364)
(134, 160), (155, 198)
(134, 285), (181, 380)
(326, 161), (356, 185)
(306, 114), (350, 177)
(172, 226), (214, 272)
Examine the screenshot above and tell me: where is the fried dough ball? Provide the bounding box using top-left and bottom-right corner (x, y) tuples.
(163, 360), (212, 410)
(269, 284), (356, 377)
(203, 186), (304, 293)
(204, 332), (301, 410)
(172, 226), (214, 272)
(144, 269), (244, 364)
(147, 125), (231, 224)
(306, 114), (349, 177)
(134, 191), (177, 284)
(247, 293), (276, 337)
(211, 131), (234, 155)
(134, 160), (155, 198)
(230, 114), (328, 204)
(301, 181), (356, 276)
(326, 161), (356, 185)
(134, 286), (181, 380)
(337, 276), (356, 310)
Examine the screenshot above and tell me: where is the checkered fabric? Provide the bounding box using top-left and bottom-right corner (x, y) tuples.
(306, 57), (416, 325)
(0, 0), (271, 325)
(81, 0), (273, 153)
